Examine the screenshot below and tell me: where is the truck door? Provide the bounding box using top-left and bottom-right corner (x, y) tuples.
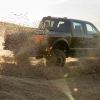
(84, 23), (99, 51)
(70, 21), (86, 50)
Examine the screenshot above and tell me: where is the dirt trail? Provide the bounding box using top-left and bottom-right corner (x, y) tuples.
(51, 75), (100, 100)
(0, 74), (100, 100)
(0, 75), (68, 100)
(50, 79), (75, 100)
(0, 56), (100, 100)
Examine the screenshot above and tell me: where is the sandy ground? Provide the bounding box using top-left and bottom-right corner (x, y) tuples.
(0, 69), (100, 100)
(0, 57), (100, 100)
(0, 75), (68, 100)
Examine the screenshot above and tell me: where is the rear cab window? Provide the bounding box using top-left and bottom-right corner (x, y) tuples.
(72, 21), (85, 36)
(39, 18), (71, 33)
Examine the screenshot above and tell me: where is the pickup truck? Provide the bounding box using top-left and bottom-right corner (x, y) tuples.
(4, 16), (100, 66)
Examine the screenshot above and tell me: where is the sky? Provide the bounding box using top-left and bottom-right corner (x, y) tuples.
(0, 0), (100, 29)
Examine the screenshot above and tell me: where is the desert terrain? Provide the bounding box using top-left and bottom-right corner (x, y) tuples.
(0, 22), (100, 100)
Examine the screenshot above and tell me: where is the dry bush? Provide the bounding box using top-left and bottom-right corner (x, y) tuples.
(4, 32), (37, 65)
(0, 21), (34, 35)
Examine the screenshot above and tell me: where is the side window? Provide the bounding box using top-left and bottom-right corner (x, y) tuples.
(57, 21), (65, 28)
(56, 21), (66, 32)
(72, 21), (84, 35)
(86, 24), (97, 34)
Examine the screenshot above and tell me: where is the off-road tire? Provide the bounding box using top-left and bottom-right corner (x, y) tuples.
(46, 49), (66, 67)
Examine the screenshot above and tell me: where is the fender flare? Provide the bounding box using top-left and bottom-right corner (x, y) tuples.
(52, 38), (69, 50)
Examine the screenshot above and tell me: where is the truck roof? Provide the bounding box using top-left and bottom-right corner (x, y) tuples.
(43, 16), (91, 24)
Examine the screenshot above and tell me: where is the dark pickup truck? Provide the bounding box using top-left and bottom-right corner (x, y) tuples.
(4, 16), (100, 66)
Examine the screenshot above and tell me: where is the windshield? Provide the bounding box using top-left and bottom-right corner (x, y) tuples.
(39, 19), (70, 33)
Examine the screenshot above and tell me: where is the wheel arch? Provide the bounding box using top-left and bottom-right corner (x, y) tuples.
(52, 39), (69, 51)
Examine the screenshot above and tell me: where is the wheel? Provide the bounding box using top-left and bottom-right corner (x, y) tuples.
(46, 49), (66, 67)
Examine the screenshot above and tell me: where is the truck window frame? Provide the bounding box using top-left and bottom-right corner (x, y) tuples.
(85, 22), (99, 35)
(71, 20), (85, 36)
